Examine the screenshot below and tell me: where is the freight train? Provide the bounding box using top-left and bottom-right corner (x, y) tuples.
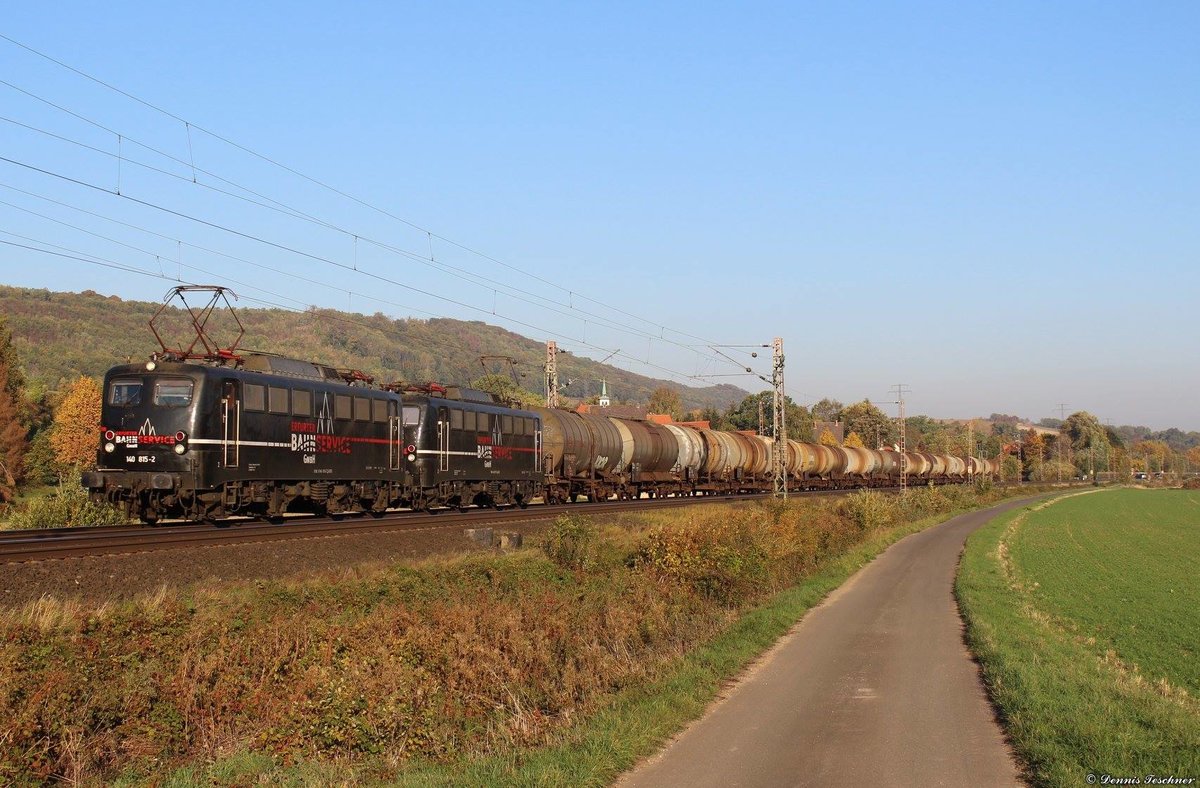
(82, 351), (999, 524)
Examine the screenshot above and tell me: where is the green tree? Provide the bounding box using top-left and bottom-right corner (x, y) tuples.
(723, 392), (812, 441)
(0, 315), (25, 402)
(49, 376), (102, 470)
(1060, 411), (1108, 452)
(22, 430), (57, 486)
(811, 398), (843, 424)
(647, 386), (684, 420)
(840, 399), (897, 449)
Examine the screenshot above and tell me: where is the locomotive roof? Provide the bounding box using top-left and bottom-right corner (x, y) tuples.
(239, 353), (339, 381)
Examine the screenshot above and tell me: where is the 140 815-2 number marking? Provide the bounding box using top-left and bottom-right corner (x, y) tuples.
(125, 454), (156, 464)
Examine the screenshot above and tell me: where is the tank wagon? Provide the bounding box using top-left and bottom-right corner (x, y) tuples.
(83, 349), (998, 523)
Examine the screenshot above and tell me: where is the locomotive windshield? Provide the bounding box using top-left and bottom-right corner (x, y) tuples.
(109, 379), (142, 406)
(154, 380), (194, 407)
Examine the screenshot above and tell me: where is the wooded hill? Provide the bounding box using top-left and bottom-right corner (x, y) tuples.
(0, 285), (748, 410)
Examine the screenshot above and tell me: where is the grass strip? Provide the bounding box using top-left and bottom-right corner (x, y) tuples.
(956, 492), (1200, 788)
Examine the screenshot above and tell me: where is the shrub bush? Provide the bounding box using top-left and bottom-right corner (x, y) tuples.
(542, 513), (597, 572)
(635, 511), (772, 606)
(840, 489), (896, 531)
(6, 468), (126, 529)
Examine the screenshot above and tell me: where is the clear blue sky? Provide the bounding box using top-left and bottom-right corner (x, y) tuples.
(1, 2), (1197, 429)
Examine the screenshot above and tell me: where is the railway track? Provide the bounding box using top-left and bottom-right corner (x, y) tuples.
(0, 482), (1054, 565)
(0, 491), (791, 563)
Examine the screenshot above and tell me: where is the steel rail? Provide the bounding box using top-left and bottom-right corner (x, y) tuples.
(0, 482), (1048, 564)
(0, 492), (783, 563)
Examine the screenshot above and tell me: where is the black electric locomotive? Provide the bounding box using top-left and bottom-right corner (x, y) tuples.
(83, 353), (540, 523)
(403, 384), (541, 512)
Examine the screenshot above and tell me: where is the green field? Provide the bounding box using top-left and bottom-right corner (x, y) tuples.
(958, 489), (1200, 786)
(1012, 488), (1199, 694)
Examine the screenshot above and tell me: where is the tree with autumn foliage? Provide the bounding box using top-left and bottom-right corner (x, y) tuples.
(0, 316), (28, 501)
(819, 429), (839, 446)
(0, 366), (26, 502)
(49, 376), (102, 470)
(844, 431), (865, 448)
(1132, 440), (1171, 474)
(647, 386), (684, 421)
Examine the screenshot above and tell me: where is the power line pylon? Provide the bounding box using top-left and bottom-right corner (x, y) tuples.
(772, 337), (787, 499)
(890, 384), (911, 492)
(1055, 402), (1069, 482)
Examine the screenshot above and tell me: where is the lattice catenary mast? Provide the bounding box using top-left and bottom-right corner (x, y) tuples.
(772, 337), (787, 499)
(891, 384), (911, 492)
(544, 341), (559, 408)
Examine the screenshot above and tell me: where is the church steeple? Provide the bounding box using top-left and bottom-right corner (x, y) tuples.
(599, 380), (611, 407)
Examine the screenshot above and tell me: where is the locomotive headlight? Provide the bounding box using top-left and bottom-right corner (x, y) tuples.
(407, 453), (416, 462)
(145, 361), (157, 371)
(104, 442), (116, 453)
(174, 443), (187, 455)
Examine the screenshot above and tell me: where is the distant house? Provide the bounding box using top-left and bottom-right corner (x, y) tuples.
(812, 421), (844, 444)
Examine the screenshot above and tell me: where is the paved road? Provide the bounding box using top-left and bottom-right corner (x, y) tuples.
(619, 498), (1037, 788)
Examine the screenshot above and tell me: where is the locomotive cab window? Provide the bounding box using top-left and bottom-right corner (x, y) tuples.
(244, 383), (266, 412)
(153, 380), (193, 407)
(268, 387), (289, 414)
(450, 409), (463, 430)
(401, 406), (420, 426)
(354, 396), (371, 422)
(109, 379), (142, 406)
(292, 389), (312, 417)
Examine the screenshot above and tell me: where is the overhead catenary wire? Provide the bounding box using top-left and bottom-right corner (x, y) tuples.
(0, 182), (710, 393)
(0, 156), (747, 391)
(0, 34), (764, 360)
(0, 109), (754, 374)
(0, 177), (722, 400)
